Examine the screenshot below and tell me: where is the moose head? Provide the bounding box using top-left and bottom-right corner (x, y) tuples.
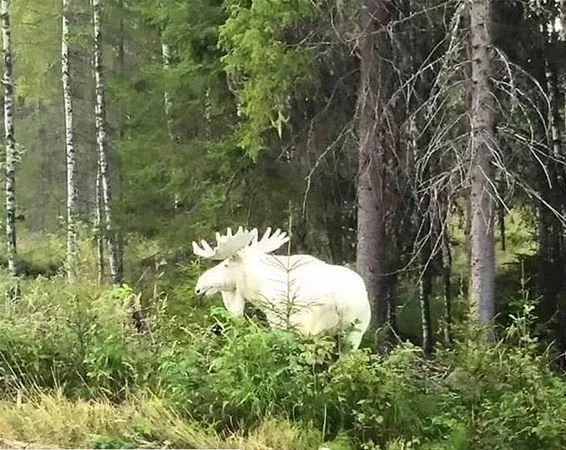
(192, 226), (290, 314)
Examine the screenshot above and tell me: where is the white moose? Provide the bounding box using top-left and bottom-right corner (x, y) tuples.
(192, 226), (371, 351)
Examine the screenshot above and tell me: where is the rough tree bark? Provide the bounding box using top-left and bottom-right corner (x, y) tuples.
(355, 0), (394, 329)
(62, 0), (78, 283)
(538, 23), (563, 321)
(541, 15), (566, 357)
(92, 0), (120, 284)
(1, 0), (19, 303)
(114, 0), (125, 283)
(468, 0), (497, 327)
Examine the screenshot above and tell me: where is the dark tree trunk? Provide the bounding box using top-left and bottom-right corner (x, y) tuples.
(537, 19), (565, 354)
(419, 262), (433, 354)
(418, 187), (433, 354)
(468, 0), (497, 328)
(442, 229), (453, 345)
(114, 0), (125, 283)
(355, 0), (395, 329)
(325, 209), (345, 264)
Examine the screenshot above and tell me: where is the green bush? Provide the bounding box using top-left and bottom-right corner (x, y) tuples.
(0, 280), (156, 398)
(2, 277), (566, 449)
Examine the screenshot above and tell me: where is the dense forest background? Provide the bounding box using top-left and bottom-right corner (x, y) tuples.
(2, 0), (566, 448)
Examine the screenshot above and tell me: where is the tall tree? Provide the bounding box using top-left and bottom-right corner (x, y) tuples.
(92, 0), (120, 284)
(2, 0), (18, 302)
(468, 0), (497, 327)
(113, 0), (125, 283)
(62, 0), (78, 283)
(355, 0), (395, 329)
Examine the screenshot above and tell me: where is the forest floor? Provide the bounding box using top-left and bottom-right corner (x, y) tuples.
(0, 438), (57, 449)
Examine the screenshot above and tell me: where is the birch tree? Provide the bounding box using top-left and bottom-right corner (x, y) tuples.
(468, 0), (497, 326)
(92, 0), (120, 285)
(162, 39), (172, 134)
(96, 166), (104, 284)
(62, 0), (78, 283)
(160, 26), (182, 211)
(2, 0), (18, 302)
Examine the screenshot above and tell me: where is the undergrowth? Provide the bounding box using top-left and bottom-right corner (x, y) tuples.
(0, 273), (565, 449)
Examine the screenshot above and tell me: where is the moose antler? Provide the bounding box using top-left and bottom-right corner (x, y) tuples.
(192, 226), (258, 260)
(252, 227), (290, 254)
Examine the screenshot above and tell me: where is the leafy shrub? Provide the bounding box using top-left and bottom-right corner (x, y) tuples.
(2, 277), (566, 449)
(0, 280), (155, 398)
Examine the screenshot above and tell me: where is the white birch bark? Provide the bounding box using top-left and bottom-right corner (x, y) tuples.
(162, 40), (173, 131)
(1, 0), (18, 302)
(92, 0), (119, 284)
(96, 162), (104, 284)
(559, 0), (566, 41)
(543, 22), (562, 162)
(469, 0), (497, 326)
(62, 0), (78, 283)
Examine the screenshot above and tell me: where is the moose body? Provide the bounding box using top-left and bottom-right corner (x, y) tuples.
(193, 227), (371, 350)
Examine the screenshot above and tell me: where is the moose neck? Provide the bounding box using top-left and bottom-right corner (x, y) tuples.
(237, 249), (289, 304)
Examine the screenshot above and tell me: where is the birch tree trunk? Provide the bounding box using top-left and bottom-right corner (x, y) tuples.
(560, 0), (566, 42)
(92, 0), (120, 285)
(62, 0), (78, 283)
(96, 166), (104, 285)
(468, 0), (497, 327)
(162, 40), (173, 132)
(1, 0), (18, 303)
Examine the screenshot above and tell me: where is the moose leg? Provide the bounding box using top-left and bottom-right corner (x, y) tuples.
(344, 328), (364, 351)
(221, 291), (245, 317)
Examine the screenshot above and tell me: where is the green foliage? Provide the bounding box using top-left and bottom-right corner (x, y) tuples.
(4, 0), (566, 446)
(0, 280), (155, 397)
(218, 0), (318, 158)
(2, 274), (566, 449)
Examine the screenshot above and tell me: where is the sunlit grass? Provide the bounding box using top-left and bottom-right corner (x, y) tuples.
(0, 389), (322, 449)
